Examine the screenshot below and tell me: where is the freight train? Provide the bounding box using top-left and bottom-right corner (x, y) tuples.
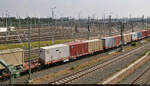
(0, 29), (150, 79)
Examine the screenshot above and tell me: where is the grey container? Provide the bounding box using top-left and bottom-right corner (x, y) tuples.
(102, 36), (116, 49)
(137, 32), (142, 39)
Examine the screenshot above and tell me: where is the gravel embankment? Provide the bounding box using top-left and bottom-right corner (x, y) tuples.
(70, 42), (150, 84)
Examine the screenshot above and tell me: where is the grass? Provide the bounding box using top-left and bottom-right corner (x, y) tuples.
(0, 40), (72, 50)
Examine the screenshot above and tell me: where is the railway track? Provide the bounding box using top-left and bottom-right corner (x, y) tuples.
(49, 41), (149, 84)
(130, 62), (150, 84)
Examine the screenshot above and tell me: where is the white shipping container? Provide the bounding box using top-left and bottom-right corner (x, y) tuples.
(40, 44), (70, 64)
(0, 27), (7, 32)
(130, 32), (138, 41)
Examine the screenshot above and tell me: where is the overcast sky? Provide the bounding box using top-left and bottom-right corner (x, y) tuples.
(0, 0), (150, 19)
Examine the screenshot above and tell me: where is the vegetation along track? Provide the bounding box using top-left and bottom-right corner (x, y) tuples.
(49, 41), (150, 84)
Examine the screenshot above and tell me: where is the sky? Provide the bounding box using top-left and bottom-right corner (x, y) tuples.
(0, 0), (150, 19)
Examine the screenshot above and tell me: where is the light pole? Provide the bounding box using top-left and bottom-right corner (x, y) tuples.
(38, 18), (41, 59)
(51, 7), (56, 44)
(109, 15), (112, 36)
(51, 7), (56, 19)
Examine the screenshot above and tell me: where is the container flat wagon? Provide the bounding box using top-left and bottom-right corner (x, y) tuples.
(0, 29), (150, 79)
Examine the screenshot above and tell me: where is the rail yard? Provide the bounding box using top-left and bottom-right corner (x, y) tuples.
(1, 0), (150, 85)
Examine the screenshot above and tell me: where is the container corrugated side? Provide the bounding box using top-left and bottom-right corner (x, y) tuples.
(124, 34), (131, 44)
(102, 37), (114, 49)
(84, 39), (103, 53)
(0, 48), (24, 69)
(65, 42), (88, 57)
(115, 35), (121, 46)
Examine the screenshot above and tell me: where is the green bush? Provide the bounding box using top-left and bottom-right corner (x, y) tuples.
(131, 42), (136, 46)
(70, 65), (76, 70)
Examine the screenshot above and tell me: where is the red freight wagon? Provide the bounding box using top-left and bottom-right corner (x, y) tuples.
(141, 31), (146, 38)
(65, 42), (88, 58)
(114, 35), (121, 47)
(148, 29), (150, 36)
(145, 30), (149, 37)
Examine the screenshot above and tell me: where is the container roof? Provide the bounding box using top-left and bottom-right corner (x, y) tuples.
(0, 48), (23, 54)
(40, 44), (67, 49)
(65, 41), (86, 45)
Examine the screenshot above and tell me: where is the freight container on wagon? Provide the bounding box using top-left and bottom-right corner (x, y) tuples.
(112, 37), (116, 47)
(145, 30), (150, 37)
(147, 29), (150, 36)
(101, 36), (116, 49)
(40, 44), (70, 64)
(84, 39), (103, 53)
(0, 48), (24, 70)
(124, 34), (131, 44)
(65, 42), (88, 58)
(141, 30), (147, 38)
(130, 32), (138, 41)
(137, 32), (142, 40)
(113, 35), (121, 47)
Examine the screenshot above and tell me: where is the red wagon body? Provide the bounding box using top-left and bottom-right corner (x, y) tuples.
(65, 42), (88, 58)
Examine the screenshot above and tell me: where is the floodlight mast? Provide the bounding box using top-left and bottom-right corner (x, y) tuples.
(51, 7), (56, 44)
